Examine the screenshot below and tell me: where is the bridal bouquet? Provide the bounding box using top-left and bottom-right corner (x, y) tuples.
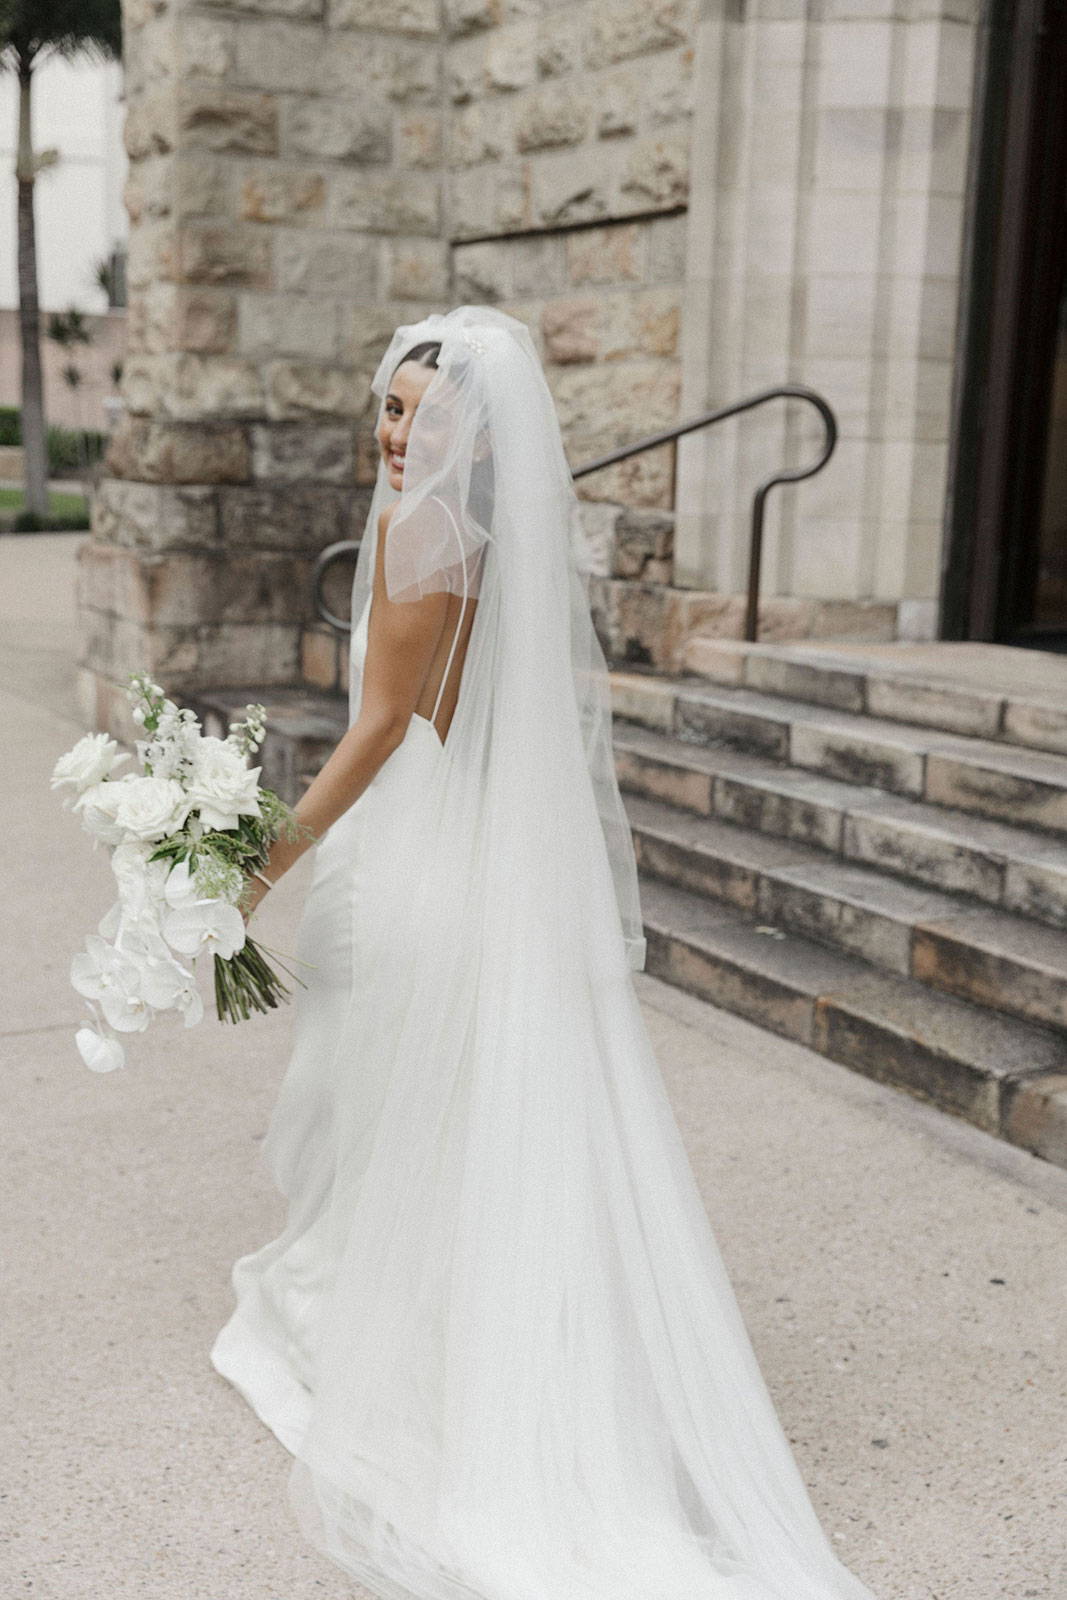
(51, 672), (310, 1073)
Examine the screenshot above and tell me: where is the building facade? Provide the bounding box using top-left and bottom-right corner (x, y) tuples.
(76, 0), (1066, 735)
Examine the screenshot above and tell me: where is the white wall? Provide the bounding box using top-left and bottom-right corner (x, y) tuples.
(0, 54), (126, 314)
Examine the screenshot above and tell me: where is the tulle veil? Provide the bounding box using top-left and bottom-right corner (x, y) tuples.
(229, 306), (879, 1600)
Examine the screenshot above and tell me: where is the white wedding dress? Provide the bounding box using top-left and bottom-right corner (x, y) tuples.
(212, 305), (878, 1600)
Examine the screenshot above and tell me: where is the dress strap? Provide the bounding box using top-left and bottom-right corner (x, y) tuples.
(428, 496), (470, 728)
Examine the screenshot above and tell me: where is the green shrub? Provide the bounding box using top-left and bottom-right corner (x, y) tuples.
(0, 408), (20, 446)
(46, 424), (106, 477)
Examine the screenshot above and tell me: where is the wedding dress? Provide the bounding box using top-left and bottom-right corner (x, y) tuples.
(211, 306), (879, 1600)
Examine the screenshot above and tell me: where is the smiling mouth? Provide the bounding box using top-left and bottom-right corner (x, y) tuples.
(388, 451), (405, 471)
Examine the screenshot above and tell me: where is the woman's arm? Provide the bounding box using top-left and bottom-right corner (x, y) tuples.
(242, 503), (451, 914)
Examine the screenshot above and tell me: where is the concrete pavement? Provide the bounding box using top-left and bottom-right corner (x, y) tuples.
(2, 533), (1065, 1600)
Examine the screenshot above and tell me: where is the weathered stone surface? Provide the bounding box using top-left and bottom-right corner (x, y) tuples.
(453, 241), (511, 303)
(924, 749), (1067, 834)
(1003, 698), (1067, 758)
(533, 148), (611, 226)
(866, 674), (1002, 739)
(676, 689), (791, 759)
(792, 720), (925, 797)
(104, 419), (251, 485)
(332, 0), (437, 32)
(178, 14), (234, 79)
(124, 91), (177, 159)
(397, 112), (443, 167)
(485, 22), (538, 91)
(541, 297), (600, 363)
(90, 480), (220, 551)
(619, 133), (689, 207)
(330, 170), (440, 234)
(842, 805), (1005, 904)
(449, 102), (508, 166)
(178, 225), (272, 288)
(746, 655), (866, 713)
(234, 19), (329, 91)
(613, 507), (674, 578)
(552, 359), (678, 435)
(283, 98), (392, 163)
(584, 0), (689, 69)
(445, 0), (501, 36)
(219, 483), (355, 551)
(385, 238), (450, 300)
(275, 232), (379, 296)
(265, 362), (358, 420)
(1003, 857), (1067, 931)
(179, 85), (278, 155)
(239, 293), (338, 361)
(913, 911), (1067, 1031)
(199, 0), (324, 15)
(610, 671), (677, 734)
(1003, 1073), (1067, 1166)
(515, 84), (589, 151)
(122, 352), (264, 420)
(240, 168), (325, 223)
(536, 10), (583, 77)
(250, 422), (355, 484)
(566, 222), (645, 284)
(170, 288), (238, 354)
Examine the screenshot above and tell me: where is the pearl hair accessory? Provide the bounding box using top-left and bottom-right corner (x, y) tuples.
(461, 328), (488, 356)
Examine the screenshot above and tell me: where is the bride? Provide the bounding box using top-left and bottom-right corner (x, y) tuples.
(212, 304), (880, 1600)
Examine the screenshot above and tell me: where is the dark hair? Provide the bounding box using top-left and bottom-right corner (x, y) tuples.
(390, 340), (441, 382)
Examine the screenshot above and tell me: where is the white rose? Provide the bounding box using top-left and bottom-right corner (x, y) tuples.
(186, 736), (262, 832)
(51, 732), (130, 798)
(72, 779), (129, 846)
(111, 775), (193, 843)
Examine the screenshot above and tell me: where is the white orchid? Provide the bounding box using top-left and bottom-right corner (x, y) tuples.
(162, 896), (247, 963)
(186, 737), (262, 831)
(50, 732), (130, 800)
(74, 1006), (126, 1074)
(70, 934), (154, 1034)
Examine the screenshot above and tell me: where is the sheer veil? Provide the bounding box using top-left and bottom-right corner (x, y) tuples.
(346, 304), (647, 974)
(251, 306), (878, 1600)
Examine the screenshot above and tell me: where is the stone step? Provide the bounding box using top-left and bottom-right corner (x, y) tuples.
(611, 670), (1067, 836)
(179, 684), (346, 807)
(680, 637), (1067, 758)
(626, 790), (1067, 1036)
(614, 721), (1067, 931)
(640, 876), (1067, 1169)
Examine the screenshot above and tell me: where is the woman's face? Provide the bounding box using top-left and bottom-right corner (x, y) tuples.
(378, 360), (437, 491)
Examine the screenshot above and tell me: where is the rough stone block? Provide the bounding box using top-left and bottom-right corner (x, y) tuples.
(1003, 857), (1067, 931)
(275, 232), (380, 297)
(179, 85), (278, 155)
(746, 654), (866, 713)
(330, 170), (440, 234)
(239, 293), (338, 361)
(104, 419), (251, 485)
(178, 226), (272, 289)
(533, 147), (612, 227)
(265, 362), (359, 421)
(842, 806), (1005, 904)
(714, 767), (847, 854)
(866, 674), (1002, 739)
(924, 751), (1067, 834)
(171, 288), (238, 354)
(234, 19), (329, 90)
(615, 744), (713, 815)
(675, 692), (790, 760)
(219, 483), (354, 551)
(563, 222), (646, 284)
(584, 0), (689, 69)
(1003, 698), (1067, 758)
(791, 722), (925, 797)
(913, 912), (1067, 1031)
(516, 84), (589, 151)
(251, 422), (355, 484)
(609, 671), (676, 733)
(240, 168), (325, 224)
(454, 241), (511, 303)
(331, 0), (437, 32)
(619, 134), (689, 208)
(485, 22), (538, 91)
(90, 479), (220, 551)
(385, 238), (450, 300)
(397, 112), (443, 168)
(1003, 1074), (1067, 1167)
(542, 297), (600, 363)
(536, 10), (583, 78)
(283, 98), (392, 163)
(612, 508), (674, 578)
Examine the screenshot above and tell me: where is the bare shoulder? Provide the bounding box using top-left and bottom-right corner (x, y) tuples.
(378, 500), (400, 535)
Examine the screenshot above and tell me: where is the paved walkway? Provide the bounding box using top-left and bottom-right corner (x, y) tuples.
(2, 533), (1064, 1600)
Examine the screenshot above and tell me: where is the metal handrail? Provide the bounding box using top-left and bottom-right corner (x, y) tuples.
(311, 383), (837, 644)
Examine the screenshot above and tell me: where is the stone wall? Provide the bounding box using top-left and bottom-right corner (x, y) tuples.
(675, 0), (981, 643)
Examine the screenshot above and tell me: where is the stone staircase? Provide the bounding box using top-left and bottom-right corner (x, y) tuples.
(183, 636), (1067, 1172)
(611, 641), (1067, 1172)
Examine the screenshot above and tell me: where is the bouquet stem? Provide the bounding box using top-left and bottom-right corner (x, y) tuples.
(214, 935), (301, 1023)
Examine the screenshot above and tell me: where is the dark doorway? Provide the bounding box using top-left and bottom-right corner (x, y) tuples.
(941, 0), (1067, 647)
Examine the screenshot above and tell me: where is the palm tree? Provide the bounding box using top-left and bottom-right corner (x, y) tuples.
(0, 1), (121, 520)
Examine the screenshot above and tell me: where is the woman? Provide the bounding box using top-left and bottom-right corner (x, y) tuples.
(213, 306), (880, 1600)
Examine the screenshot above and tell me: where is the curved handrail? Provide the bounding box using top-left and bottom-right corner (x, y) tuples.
(311, 384), (837, 645)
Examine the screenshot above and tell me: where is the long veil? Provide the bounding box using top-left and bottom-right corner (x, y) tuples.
(258, 307), (878, 1600)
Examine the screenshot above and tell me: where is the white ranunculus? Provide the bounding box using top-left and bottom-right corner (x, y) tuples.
(72, 778), (130, 845)
(51, 732), (130, 799)
(161, 897), (246, 962)
(70, 934), (153, 1033)
(186, 736), (262, 831)
(75, 1020), (126, 1073)
(111, 775), (193, 842)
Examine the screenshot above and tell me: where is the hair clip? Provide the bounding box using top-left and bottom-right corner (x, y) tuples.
(461, 329), (488, 356)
